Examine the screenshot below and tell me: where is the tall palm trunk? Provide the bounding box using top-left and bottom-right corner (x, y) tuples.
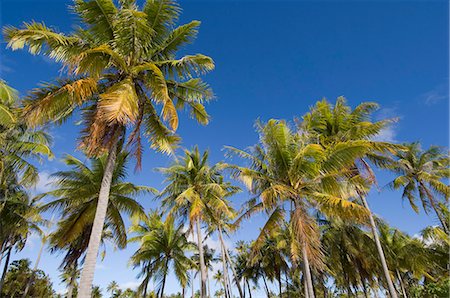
(22, 237), (45, 297)
(246, 280), (252, 298)
(77, 139), (119, 298)
(360, 196), (398, 298)
(160, 259), (169, 298)
(0, 246), (12, 294)
(67, 262), (78, 298)
(191, 270), (195, 298)
(302, 245), (315, 298)
(220, 243), (231, 298)
(218, 226), (244, 298)
(396, 270), (407, 298)
(278, 270), (282, 297)
(195, 219), (207, 298)
(261, 275), (270, 298)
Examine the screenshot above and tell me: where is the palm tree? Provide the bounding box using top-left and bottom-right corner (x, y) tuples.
(158, 147), (235, 297)
(129, 211), (194, 298)
(0, 79), (18, 126)
(41, 152), (151, 298)
(42, 152), (151, 289)
(204, 181), (243, 298)
(107, 281), (120, 297)
(4, 0), (214, 295)
(60, 265), (80, 298)
(227, 119), (370, 298)
(300, 97), (401, 297)
(388, 143), (449, 233)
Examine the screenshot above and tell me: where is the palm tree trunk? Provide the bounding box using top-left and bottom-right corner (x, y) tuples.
(77, 139), (119, 298)
(360, 196), (398, 298)
(246, 280), (252, 298)
(0, 246), (12, 294)
(160, 259), (168, 298)
(303, 275), (309, 298)
(262, 275), (270, 298)
(278, 269), (282, 298)
(218, 226), (244, 298)
(396, 270), (407, 298)
(191, 270), (195, 298)
(220, 244), (231, 298)
(195, 219), (207, 298)
(22, 237), (45, 298)
(302, 245), (315, 298)
(67, 263), (78, 298)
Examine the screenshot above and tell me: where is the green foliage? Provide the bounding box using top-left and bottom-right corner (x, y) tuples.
(0, 259), (54, 297)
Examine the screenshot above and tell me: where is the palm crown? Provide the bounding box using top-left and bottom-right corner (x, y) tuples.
(4, 0), (214, 160)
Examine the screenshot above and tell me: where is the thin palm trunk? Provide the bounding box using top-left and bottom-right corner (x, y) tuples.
(195, 219), (207, 298)
(77, 138), (119, 298)
(66, 263), (78, 298)
(302, 245), (315, 298)
(396, 270), (407, 298)
(22, 238), (45, 298)
(160, 259), (169, 298)
(360, 196), (398, 298)
(278, 270), (282, 298)
(303, 275), (309, 298)
(0, 246), (12, 294)
(191, 270), (195, 298)
(246, 280), (252, 298)
(262, 275), (270, 298)
(218, 226), (244, 298)
(220, 244), (231, 298)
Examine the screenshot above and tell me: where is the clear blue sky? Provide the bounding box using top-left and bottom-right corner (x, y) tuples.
(1, 0), (448, 296)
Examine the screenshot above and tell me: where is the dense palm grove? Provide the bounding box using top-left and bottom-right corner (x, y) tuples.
(0, 0), (448, 297)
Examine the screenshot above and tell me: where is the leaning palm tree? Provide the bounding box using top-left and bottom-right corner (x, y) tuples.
(227, 119), (370, 298)
(300, 97), (401, 297)
(158, 147), (234, 298)
(388, 143), (449, 233)
(42, 152), (152, 266)
(4, 0), (214, 295)
(130, 212), (194, 298)
(41, 152), (152, 298)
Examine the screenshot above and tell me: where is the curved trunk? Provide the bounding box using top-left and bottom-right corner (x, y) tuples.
(246, 280), (252, 298)
(361, 196), (398, 298)
(195, 219), (207, 298)
(218, 226), (244, 298)
(396, 269), (407, 298)
(278, 270), (282, 297)
(23, 238), (45, 298)
(0, 246), (12, 294)
(160, 259), (168, 298)
(220, 243), (231, 298)
(66, 263), (78, 298)
(302, 245), (315, 298)
(262, 275), (270, 298)
(77, 139), (119, 298)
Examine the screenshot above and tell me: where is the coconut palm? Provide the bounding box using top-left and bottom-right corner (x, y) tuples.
(4, 0), (214, 294)
(0, 185), (45, 294)
(40, 152), (151, 298)
(204, 182), (243, 298)
(388, 143), (450, 233)
(227, 119), (370, 298)
(158, 147), (235, 297)
(129, 211), (194, 298)
(0, 79), (18, 126)
(300, 97), (401, 297)
(107, 281), (120, 297)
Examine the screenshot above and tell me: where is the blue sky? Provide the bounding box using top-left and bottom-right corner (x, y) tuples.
(0, 0), (448, 296)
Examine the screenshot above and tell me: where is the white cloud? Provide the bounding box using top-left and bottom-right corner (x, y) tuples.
(372, 126), (397, 143)
(420, 83), (448, 105)
(119, 281), (141, 290)
(33, 171), (57, 194)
